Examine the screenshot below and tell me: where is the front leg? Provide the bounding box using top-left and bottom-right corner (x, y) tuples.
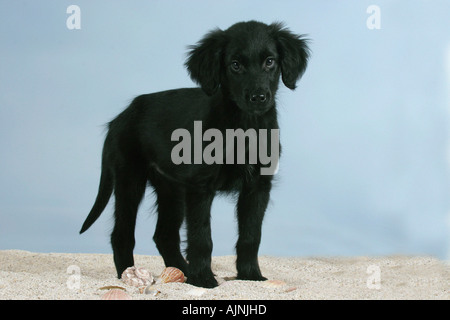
(185, 190), (218, 288)
(235, 176), (272, 281)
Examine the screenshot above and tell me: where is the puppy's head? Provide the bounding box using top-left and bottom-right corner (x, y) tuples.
(185, 21), (310, 115)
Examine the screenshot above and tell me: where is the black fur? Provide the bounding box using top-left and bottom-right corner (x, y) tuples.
(80, 21), (310, 288)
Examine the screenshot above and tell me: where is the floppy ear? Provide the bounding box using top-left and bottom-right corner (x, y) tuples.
(270, 23), (311, 90)
(185, 28), (227, 96)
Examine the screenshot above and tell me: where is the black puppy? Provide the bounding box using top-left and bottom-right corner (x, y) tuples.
(80, 21), (310, 288)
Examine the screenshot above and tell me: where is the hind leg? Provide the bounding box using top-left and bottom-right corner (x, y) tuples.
(111, 166), (146, 278)
(152, 181), (188, 274)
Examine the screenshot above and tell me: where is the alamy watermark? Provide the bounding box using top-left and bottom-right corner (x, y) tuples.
(66, 265), (81, 290)
(66, 5), (81, 30)
(366, 5), (381, 30)
(366, 265), (381, 289)
(66, 5), (381, 31)
(171, 121), (280, 175)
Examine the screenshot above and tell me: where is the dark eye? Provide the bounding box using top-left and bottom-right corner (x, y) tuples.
(265, 57), (275, 68)
(231, 60), (241, 72)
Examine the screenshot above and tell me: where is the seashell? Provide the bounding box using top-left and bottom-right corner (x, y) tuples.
(187, 288), (207, 297)
(284, 286), (297, 293)
(144, 285), (161, 296)
(121, 266), (154, 287)
(263, 279), (287, 288)
(135, 267), (151, 279)
(159, 267), (186, 283)
(101, 289), (132, 300)
(98, 285), (126, 291)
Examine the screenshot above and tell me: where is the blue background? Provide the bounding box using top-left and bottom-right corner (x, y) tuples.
(1, 1), (449, 260)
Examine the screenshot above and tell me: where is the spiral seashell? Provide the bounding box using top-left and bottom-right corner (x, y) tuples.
(134, 267), (151, 280)
(159, 267), (186, 283)
(121, 266), (154, 287)
(101, 289), (132, 300)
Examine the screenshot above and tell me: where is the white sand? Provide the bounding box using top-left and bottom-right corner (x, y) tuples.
(0, 250), (448, 300)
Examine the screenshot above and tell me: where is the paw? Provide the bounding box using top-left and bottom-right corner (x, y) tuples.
(236, 265), (267, 281)
(186, 272), (218, 288)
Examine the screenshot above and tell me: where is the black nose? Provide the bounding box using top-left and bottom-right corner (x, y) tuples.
(249, 91), (270, 104)
(250, 94), (267, 103)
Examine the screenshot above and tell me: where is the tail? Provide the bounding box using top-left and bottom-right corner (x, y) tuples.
(79, 164), (113, 234)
